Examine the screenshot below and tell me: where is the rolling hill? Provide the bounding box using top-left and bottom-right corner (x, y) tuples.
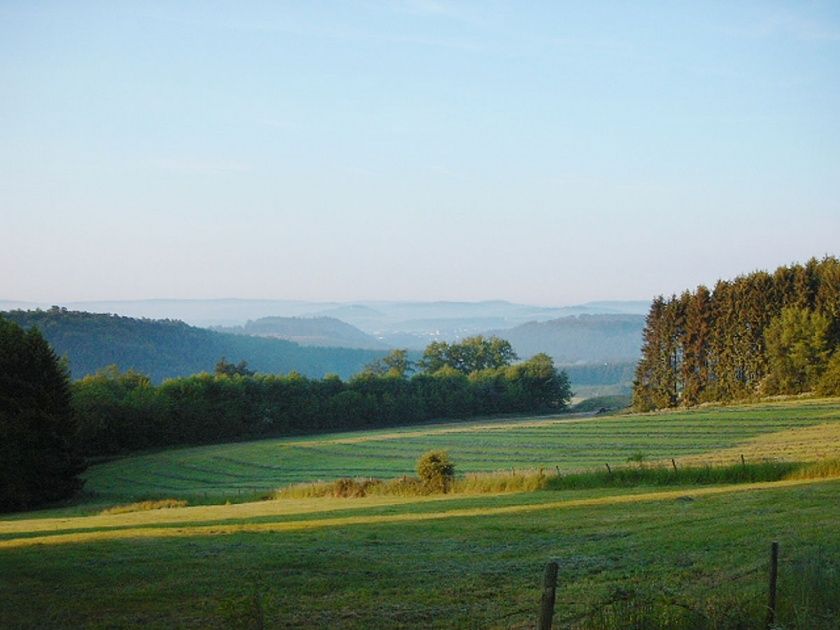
(488, 313), (646, 363)
(1, 308), (386, 382)
(213, 316), (389, 350)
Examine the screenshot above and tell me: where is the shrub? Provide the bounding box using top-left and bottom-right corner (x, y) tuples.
(416, 450), (455, 494)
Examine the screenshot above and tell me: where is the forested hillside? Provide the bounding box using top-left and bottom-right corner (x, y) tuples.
(1, 309), (385, 382)
(213, 316), (388, 349)
(633, 256), (840, 410)
(488, 314), (645, 363)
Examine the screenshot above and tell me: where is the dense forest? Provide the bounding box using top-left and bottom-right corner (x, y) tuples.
(71, 338), (571, 457)
(1, 308), (387, 382)
(633, 257), (840, 411)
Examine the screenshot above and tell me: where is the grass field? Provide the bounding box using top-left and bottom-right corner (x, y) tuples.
(2, 398), (840, 628)
(79, 397), (840, 506)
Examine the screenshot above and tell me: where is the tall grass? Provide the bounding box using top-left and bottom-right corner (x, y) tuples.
(546, 460), (799, 491)
(100, 499), (189, 515)
(785, 458), (840, 480)
(271, 459), (840, 501)
(573, 590), (761, 630)
(572, 550), (840, 630)
(272, 470), (548, 499)
(779, 550), (840, 629)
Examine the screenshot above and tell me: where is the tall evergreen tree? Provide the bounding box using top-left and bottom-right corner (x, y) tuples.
(0, 317), (85, 511)
(633, 257), (840, 410)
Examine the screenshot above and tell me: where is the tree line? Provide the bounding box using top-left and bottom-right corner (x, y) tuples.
(633, 256), (840, 411)
(73, 336), (571, 457)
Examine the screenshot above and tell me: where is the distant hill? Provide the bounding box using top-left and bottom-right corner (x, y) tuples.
(0, 298), (650, 335)
(578, 301), (652, 315)
(214, 316), (389, 350)
(489, 314), (646, 364)
(1, 309), (386, 382)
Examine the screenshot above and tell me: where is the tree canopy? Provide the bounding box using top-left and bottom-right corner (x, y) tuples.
(419, 336), (518, 374)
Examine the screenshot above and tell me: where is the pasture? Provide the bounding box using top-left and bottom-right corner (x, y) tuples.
(2, 398), (840, 628)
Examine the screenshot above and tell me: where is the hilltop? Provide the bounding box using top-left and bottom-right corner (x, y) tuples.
(213, 315), (388, 350)
(489, 314), (645, 364)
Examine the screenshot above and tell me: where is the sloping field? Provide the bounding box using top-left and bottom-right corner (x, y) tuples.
(2, 399), (840, 628)
(83, 398), (840, 503)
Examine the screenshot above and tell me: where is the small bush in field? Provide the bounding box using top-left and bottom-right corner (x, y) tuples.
(417, 450), (455, 494)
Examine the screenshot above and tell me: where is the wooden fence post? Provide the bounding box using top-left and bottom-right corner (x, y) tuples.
(538, 561), (558, 630)
(605, 463), (612, 475)
(766, 541), (779, 629)
(671, 458), (678, 472)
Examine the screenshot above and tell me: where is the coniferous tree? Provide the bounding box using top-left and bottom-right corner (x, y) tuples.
(633, 257), (840, 410)
(0, 317), (85, 511)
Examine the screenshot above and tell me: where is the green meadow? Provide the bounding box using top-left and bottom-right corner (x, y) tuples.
(81, 397), (840, 505)
(2, 398), (840, 628)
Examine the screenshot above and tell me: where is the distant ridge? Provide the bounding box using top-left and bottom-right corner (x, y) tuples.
(1, 308), (385, 382)
(0, 298), (649, 330)
(214, 316), (389, 350)
(488, 314), (646, 364)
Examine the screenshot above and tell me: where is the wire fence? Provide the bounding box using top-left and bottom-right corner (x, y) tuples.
(527, 541), (839, 630)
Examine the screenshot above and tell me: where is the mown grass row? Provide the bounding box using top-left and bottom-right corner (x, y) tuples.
(82, 399), (840, 503)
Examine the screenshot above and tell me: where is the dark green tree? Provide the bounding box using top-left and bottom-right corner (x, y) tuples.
(215, 357), (255, 377)
(0, 317), (85, 511)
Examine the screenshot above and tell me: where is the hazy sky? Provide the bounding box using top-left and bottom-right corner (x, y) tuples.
(2, 1), (839, 306)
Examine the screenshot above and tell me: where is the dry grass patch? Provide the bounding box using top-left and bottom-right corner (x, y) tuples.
(100, 499), (188, 515)
(677, 422), (840, 467)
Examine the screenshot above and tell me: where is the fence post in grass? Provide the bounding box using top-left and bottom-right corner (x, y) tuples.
(671, 458), (678, 472)
(766, 541), (779, 630)
(741, 454), (746, 468)
(605, 463), (612, 475)
(538, 561), (558, 630)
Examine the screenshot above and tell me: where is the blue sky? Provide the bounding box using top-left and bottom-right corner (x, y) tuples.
(2, 1), (839, 305)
